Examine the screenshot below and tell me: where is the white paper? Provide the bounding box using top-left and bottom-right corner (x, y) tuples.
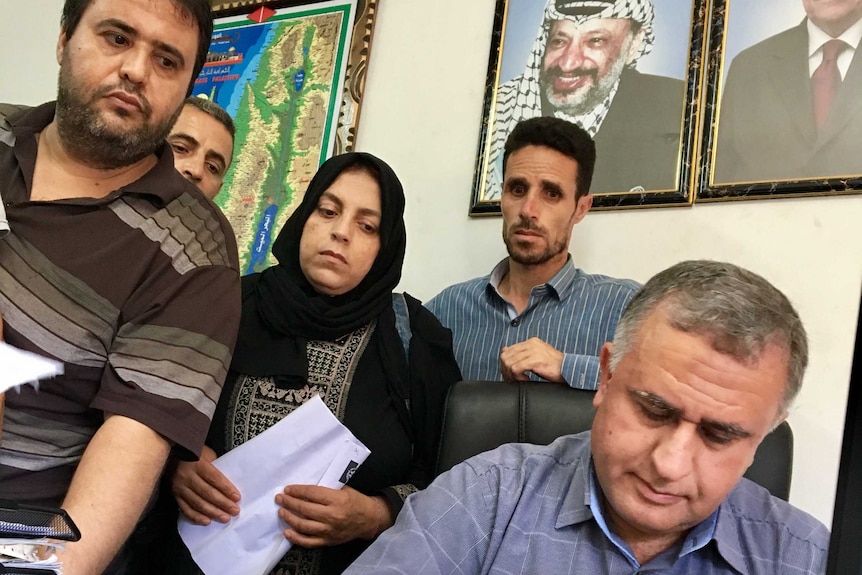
(0, 540), (64, 573)
(0, 197), (9, 238)
(178, 395), (371, 575)
(0, 342), (64, 393)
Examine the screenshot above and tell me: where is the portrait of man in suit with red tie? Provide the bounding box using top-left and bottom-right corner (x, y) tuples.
(714, 0), (862, 184)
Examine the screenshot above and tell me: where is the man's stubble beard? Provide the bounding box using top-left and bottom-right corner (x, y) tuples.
(502, 217), (569, 266)
(55, 50), (181, 170)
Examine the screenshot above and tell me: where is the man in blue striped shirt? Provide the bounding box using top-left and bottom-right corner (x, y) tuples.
(426, 117), (639, 389)
(346, 261), (829, 574)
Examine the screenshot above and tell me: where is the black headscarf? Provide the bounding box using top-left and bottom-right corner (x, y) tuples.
(230, 152), (406, 381)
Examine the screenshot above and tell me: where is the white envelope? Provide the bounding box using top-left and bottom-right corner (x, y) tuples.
(178, 394), (370, 575)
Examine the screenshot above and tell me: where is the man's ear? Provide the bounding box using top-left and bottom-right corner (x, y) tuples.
(57, 28), (69, 65)
(572, 193), (592, 225)
(594, 342), (614, 408)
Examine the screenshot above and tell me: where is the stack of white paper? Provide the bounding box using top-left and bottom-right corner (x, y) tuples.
(0, 200), (8, 238)
(179, 395), (371, 575)
(0, 540), (63, 573)
(0, 342), (64, 393)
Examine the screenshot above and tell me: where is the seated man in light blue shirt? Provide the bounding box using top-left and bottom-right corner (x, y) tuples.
(426, 117), (639, 389)
(347, 260), (829, 575)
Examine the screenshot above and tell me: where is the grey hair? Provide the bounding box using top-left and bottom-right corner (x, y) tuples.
(610, 260), (808, 413)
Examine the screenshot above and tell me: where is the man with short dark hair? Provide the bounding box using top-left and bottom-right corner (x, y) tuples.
(427, 117), (639, 388)
(0, 1), (241, 573)
(348, 260), (830, 575)
(715, 0), (862, 182)
(169, 97), (235, 199)
(485, 0), (685, 197)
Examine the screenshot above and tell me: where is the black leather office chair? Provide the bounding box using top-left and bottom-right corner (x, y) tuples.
(436, 381), (794, 501)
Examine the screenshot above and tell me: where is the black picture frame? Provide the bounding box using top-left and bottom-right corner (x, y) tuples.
(698, 0), (862, 202)
(469, 0), (710, 216)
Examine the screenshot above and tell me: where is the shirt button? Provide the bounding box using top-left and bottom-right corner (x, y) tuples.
(511, 318), (520, 327)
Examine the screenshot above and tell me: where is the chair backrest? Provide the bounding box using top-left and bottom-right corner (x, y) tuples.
(436, 380), (794, 501)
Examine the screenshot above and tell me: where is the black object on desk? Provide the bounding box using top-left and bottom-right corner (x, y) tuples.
(0, 501), (80, 541)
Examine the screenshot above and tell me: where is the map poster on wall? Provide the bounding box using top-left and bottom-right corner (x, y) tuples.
(196, 1), (360, 274)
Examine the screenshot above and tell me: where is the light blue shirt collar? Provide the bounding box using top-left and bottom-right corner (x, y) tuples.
(587, 461), (719, 569)
(487, 256), (579, 302)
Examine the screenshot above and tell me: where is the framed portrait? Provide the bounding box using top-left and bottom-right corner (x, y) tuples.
(204, 0), (377, 273)
(469, 0), (710, 216)
(698, 0), (862, 202)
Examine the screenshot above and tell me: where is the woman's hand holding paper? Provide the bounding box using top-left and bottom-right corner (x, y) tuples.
(275, 485), (393, 547)
(172, 445), (242, 525)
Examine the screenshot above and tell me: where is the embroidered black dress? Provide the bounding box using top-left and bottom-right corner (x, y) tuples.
(207, 296), (458, 574)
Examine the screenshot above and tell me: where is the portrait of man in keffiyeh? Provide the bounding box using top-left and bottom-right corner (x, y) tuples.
(484, 0), (687, 200)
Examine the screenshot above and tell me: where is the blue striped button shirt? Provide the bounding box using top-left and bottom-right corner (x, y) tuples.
(345, 433), (830, 575)
(425, 257), (640, 388)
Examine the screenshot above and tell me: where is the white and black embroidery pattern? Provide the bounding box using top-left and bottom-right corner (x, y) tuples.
(226, 321), (376, 575)
(270, 550), (321, 575)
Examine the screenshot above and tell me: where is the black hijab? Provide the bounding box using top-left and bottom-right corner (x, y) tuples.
(230, 152), (406, 380)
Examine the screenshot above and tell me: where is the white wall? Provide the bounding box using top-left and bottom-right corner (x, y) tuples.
(3, 0), (859, 528)
(0, 1), (61, 103)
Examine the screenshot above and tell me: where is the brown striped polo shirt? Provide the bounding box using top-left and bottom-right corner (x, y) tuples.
(0, 102), (241, 505)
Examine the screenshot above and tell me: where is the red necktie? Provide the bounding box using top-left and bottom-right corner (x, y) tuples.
(812, 39), (848, 130)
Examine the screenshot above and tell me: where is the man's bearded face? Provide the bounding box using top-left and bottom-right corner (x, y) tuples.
(540, 18), (638, 116)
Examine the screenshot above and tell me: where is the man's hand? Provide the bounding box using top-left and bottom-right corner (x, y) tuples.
(172, 445), (241, 525)
(275, 485), (393, 547)
(499, 337), (565, 383)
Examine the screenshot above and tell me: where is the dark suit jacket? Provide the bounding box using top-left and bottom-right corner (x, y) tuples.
(715, 20), (862, 183)
(576, 69), (685, 194)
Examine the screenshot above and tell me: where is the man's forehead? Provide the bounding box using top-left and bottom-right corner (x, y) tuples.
(622, 310), (787, 404)
(505, 145), (579, 176)
(178, 106), (229, 136)
(84, 0), (193, 21)
(82, 0), (199, 43)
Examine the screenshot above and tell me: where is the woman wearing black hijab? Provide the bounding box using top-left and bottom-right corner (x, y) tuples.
(169, 152), (461, 575)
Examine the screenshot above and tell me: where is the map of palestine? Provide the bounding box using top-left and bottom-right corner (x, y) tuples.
(195, 5), (351, 273)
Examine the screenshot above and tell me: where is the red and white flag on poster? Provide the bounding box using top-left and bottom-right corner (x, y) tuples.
(247, 6), (276, 23)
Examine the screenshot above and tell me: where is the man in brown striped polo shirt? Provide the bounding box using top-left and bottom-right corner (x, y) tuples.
(0, 1), (241, 573)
